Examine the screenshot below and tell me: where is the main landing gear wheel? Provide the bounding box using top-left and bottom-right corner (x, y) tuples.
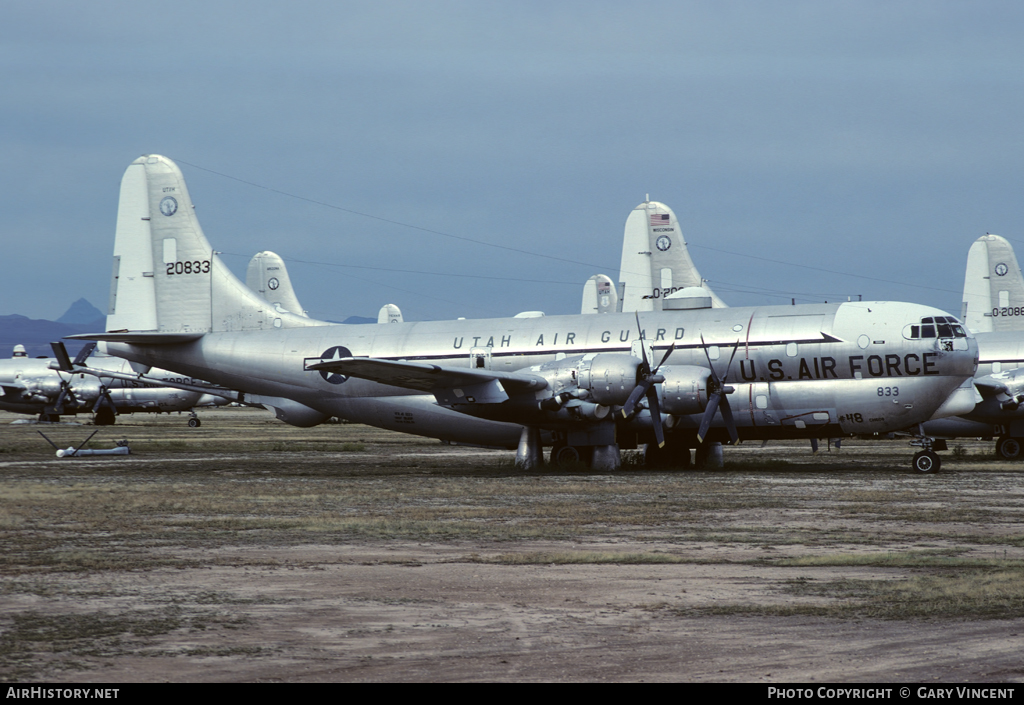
(551, 444), (593, 467)
(996, 436), (1022, 460)
(912, 450), (941, 474)
(187, 417), (201, 428)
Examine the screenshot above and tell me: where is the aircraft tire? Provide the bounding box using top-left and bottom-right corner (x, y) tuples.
(996, 436), (1022, 460)
(188, 418), (201, 428)
(912, 450), (941, 474)
(551, 444), (592, 467)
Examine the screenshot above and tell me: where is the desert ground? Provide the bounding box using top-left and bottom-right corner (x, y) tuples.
(1, 407), (1023, 683)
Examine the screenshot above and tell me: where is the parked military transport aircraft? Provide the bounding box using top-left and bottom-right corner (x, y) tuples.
(68, 155), (979, 472)
(922, 234), (1024, 458)
(0, 342), (227, 425)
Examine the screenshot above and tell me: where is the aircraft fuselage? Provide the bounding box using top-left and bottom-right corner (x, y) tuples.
(103, 301), (977, 447)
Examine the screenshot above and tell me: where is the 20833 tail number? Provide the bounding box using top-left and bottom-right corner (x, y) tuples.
(166, 260), (211, 275)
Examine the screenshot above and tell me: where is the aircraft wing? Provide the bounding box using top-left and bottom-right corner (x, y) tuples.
(305, 357), (548, 404)
(65, 332), (205, 345)
(0, 383), (29, 398)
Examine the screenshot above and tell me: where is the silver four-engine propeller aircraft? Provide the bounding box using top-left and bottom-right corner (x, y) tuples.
(66, 155), (979, 472)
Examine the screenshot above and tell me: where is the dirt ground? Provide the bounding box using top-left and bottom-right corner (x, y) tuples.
(2, 407), (1023, 683)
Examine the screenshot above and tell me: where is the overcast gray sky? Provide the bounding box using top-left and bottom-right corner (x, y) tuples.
(4, 1), (1023, 323)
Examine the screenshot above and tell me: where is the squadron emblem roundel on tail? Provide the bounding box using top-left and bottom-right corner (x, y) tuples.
(159, 196), (178, 217)
(318, 346), (352, 384)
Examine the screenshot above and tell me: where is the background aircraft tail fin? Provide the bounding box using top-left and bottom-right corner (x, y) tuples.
(580, 274), (618, 314)
(377, 303), (403, 324)
(106, 155), (325, 334)
(617, 199), (726, 312)
(962, 234), (1024, 333)
(246, 251), (309, 317)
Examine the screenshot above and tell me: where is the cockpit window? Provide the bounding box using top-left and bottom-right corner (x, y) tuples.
(903, 316), (967, 340)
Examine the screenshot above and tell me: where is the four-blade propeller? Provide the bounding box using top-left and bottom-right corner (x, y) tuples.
(620, 314), (675, 448)
(696, 335), (740, 445)
(620, 316), (742, 448)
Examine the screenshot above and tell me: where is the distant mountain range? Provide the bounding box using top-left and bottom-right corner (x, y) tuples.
(1, 299), (375, 359)
(0, 299), (105, 358)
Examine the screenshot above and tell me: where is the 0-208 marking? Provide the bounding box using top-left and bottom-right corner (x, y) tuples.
(166, 260), (211, 275)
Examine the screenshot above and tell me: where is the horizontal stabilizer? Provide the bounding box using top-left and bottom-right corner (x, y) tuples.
(305, 357), (548, 396)
(65, 332), (205, 345)
(974, 378), (1007, 397)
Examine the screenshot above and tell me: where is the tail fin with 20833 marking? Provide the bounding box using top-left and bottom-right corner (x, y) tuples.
(104, 155), (327, 341)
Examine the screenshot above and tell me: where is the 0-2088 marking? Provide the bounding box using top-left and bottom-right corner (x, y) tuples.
(166, 260), (210, 275)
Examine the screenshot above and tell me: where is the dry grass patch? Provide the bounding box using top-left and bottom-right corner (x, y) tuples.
(466, 550), (691, 565)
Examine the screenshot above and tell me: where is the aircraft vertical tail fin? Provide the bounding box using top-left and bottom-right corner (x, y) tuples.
(581, 274), (618, 314)
(377, 304), (404, 324)
(246, 251), (309, 317)
(618, 200), (726, 313)
(106, 155), (325, 335)
(962, 234), (1024, 333)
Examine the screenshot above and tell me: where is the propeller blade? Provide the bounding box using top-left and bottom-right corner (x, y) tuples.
(721, 340), (741, 382)
(699, 335), (722, 385)
(92, 386), (114, 414)
(50, 342), (73, 371)
(634, 312), (649, 367)
(73, 342), (97, 367)
(696, 391), (722, 444)
(653, 342), (676, 373)
(718, 394), (739, 445)
(618, 379), (651, 418)
(646, 384), (665, 448)
(54, 387), (69, 415)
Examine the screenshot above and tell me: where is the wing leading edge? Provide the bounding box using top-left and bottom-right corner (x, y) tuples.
(304, 357), (549, 405)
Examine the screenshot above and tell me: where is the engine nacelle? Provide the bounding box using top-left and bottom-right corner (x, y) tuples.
(656, 365), (712, 416)
(68, 378), (103, 402)
(22, 376), (62, 398)
(574, 354), (644, 406)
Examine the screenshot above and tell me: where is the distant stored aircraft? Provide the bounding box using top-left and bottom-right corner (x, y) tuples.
(0, 343), (227, 425)
(246, 251), (309, 318)
(69, 155), (978, 472)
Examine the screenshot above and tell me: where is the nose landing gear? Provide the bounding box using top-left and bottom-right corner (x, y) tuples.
(910, 426), (941, 473)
